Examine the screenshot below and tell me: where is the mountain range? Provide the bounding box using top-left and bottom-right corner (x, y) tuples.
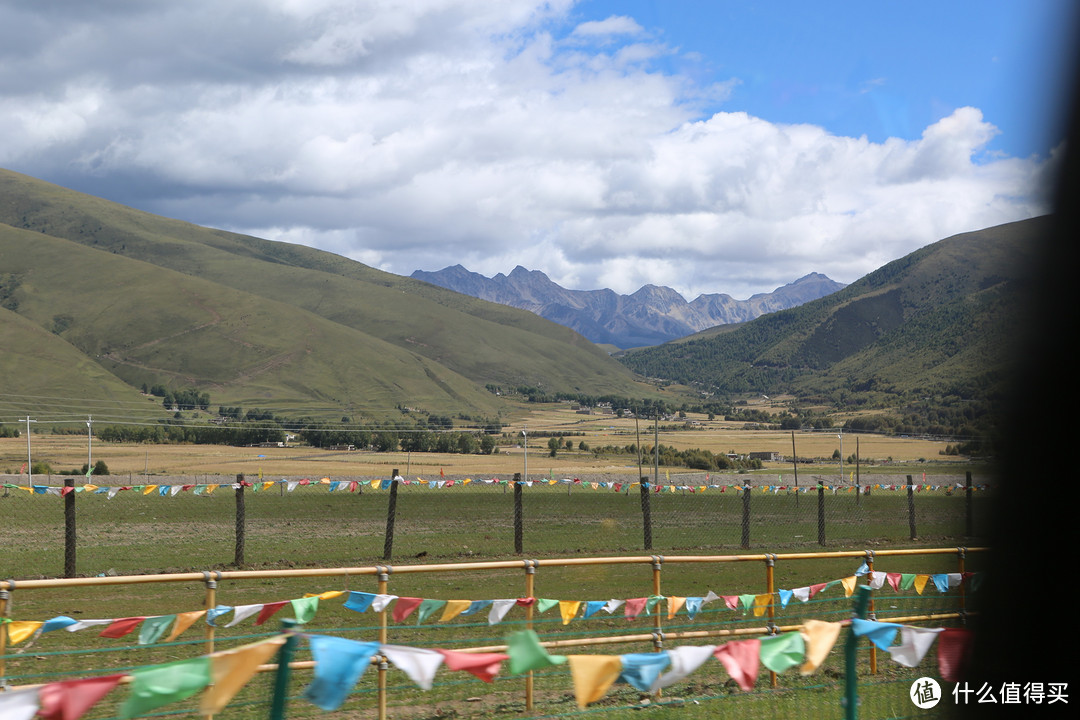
(411, 266), (845, 349)
(0, 166), (1040, 434)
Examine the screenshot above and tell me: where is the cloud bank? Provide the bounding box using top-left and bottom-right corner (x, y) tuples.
(0, 0), (1055, 299)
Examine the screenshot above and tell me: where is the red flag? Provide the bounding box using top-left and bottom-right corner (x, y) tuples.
(436, 649), (509, 683)
(937, 628), (973, 681)
(392, 597), (423, 623)
(440, 467), (445, 477)
(807, 582), (828, 599)
(623, 597), (648, 620)
(254, 601), (289, 626)
(515, 597), (536, 607)
(20, 462), (27, 474)
(38, 674), (125, 720)
(886, 573), (902, 592)
(99, 617), (145, 638)
(714, 639), (761, 691)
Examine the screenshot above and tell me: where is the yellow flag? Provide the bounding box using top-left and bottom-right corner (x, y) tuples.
(559, 601), (582, 626)
(166, 610), (207, 642)
(800, 620), (842, 675)
(6, 621), (43, 645)
(201, 636), (287, 714)
(752, 594), (772, 617)
(440, 600), (473, 622)
(548, 479), (557, 485)
(667, 596), (686, 620)
(83, 484), (99, 492)
(841, 576), (858, 598)
(258, 468), (263, 480)
(206, 484), (218, 494)
(262, 481), (275, 491)
(142, 485), (158, 495)
(463, 478), (472, 486)
(303, 590), (345, 600)
(913, 575), (930, 595)
(567, 655), (622, 708)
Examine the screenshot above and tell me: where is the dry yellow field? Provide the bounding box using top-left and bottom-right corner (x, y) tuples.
(1, 406), (969, 481)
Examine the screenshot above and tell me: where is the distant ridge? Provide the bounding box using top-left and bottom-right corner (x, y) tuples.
(411, 266), (845, 348)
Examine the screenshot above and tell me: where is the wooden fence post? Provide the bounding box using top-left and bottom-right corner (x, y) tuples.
(383, 469), (400, 561)
(965, 471), (973, 536)
(907, 475), (917, 540)
(639, 476), (653, 550)
(817, 481), (826, 546)
(741, 483), (751, 549)
(234, 473), (245, 566)
(64, 477), (76, 578)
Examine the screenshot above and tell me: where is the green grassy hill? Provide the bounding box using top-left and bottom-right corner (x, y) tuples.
(620, 218), (1044, 410)
(0, 168), (645, 418)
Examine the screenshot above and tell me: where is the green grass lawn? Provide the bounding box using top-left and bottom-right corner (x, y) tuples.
(0, 484), (984, 719)
(0, 483), (989, 579)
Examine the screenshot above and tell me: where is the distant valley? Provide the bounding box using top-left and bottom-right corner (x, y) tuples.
(411, 266), (846, 348)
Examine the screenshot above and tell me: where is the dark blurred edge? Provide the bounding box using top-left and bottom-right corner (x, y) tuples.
(964, 9), (1080, 718)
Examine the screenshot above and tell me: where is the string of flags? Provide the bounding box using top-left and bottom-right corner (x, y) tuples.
(0, 621), (975, 719)
(3, 563), (979, 649)
(2, 475), (989, 498)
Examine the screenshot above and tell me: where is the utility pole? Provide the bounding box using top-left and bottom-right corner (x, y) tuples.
(86, 415), (93, 476)
(837, 430), (844, 486)
(25, 416), (36, 486)
(522, 425), (528, 484)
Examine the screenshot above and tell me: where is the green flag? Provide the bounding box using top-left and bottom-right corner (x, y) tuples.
(536, 598), (560, 614)
(507, 630), (567, 675)
(759, 632), (806, 675)
(120, 656), (211, 718)
(137, 615), (176, 645)
(416, 599), (446, 624)
(290, 596), (320, 624)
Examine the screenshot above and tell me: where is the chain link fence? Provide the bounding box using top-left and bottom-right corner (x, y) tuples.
(1, 470), (989, 580)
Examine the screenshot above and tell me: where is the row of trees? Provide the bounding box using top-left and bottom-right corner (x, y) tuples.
(143, 385), (211, 411)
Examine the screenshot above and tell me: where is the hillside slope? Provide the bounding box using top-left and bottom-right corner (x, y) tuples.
(620, 218), (1044, 406)
(0, 168), (645, 417)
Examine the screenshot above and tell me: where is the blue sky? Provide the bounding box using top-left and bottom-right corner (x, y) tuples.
(577, 0), (1074, 159)
(0, 0), (1071, 299)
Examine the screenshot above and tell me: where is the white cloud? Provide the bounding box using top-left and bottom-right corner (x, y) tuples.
(570, 15), (645, 39)
(0, 0), (1053, 302)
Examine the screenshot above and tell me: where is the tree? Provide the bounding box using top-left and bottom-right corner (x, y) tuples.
(548, 437), (560, 457)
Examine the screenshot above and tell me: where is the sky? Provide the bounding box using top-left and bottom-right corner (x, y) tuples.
(0, 0), (1074, 300)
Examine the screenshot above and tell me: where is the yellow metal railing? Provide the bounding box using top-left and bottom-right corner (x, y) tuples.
(0, 547), (984, 718)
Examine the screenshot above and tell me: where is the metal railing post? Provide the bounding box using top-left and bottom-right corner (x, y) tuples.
(377, 565), (390, 720)
(268, 619), (298, 720)
(525, 559), (536, 711)
(865, 550), (877, 674)
(844, 586), (873, 720)
(765, 554), (777, 688)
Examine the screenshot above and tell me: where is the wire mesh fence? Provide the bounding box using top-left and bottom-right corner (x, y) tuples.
(1, 470), (989, 581)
